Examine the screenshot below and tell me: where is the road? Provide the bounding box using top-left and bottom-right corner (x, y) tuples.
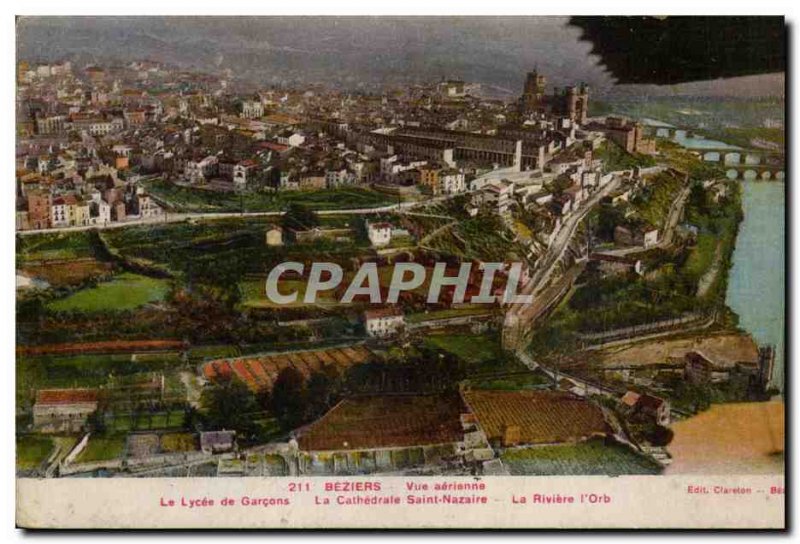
(16, 168), (514, 237)
(15, 191), (472, 236)
(507, 174), (624, 321)
(596, 182), (691, 258)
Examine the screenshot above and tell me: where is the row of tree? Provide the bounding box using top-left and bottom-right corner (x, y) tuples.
(198, 347), (468, 444)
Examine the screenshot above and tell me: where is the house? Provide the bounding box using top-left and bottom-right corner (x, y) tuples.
(325, 168), (355, 188)
(684, 351), (725, 384)
(233, 160), (258, 192)
(33, 388), (99, 433)
(417, 165), (440, 194)
(637, 394), (670, 426)
(200, 430), (236, 454)
(366, 221), (392, 247)
(185, 155), (218, 183)
(298, 174), (326, 190)
(589, 253), (643, 276)
(241, 100), (264, 119)
(439, 169), (466, 195)
(277, 130), (305, 148)
(550, 193), (572, 217)
(50, 195), (79, 227)
(475, 180), (515, 215)
(614, 223), (659, 249)
(266, 225), (283, 246)
(133, 193), (163, 218)
(90, 198), (111, 226)
(620, 391), (670, 426)
(364, 307), (405, 338)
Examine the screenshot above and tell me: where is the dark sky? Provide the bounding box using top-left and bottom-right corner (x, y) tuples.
(16, 16), (784, 98)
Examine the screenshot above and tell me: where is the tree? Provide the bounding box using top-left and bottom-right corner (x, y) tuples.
(182, 405), (202, 431)
(269, 367), (308, 431)
(200, 378), (258, 436)
(305, 366), (342, 421)
(86, 410), (107, 434)
(644, 423), (674, 446)
(281, 203), (319, 231)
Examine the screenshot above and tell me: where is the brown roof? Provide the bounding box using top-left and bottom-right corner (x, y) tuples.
(297, 395), (464, 452)
(35, 388), (98, 406)
(462, 390), (608, 445)
(364, 307), (404, 320)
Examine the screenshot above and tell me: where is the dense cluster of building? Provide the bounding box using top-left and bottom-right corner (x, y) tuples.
(17, 58), (659, 234)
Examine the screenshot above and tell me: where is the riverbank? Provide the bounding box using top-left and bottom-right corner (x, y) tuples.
(725, 181), (785, 390)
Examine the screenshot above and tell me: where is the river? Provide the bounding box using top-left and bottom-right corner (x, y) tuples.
(725, 181), (785, 391)
(644, 118), (785, 390)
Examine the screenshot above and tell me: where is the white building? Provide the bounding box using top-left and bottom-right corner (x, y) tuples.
(233, 160), (258, 192)
(241, 100), (264, 119)
(185, 155), (218, 183)
(364, 308), (405, 338)
(439, 169), (467, 195)
(325, 168), (355, 188)
(475, 180), (515, 215)
(366, 221), (392, 247)
(277, 130), (305, 147)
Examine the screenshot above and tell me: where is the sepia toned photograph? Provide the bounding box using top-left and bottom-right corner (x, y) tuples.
(14, 14), (785, 529)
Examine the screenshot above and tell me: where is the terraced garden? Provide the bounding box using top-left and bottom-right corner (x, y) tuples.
(143, 179), (396, 212)
(502, 439), (663, 476)
(46, 272), (170, 312)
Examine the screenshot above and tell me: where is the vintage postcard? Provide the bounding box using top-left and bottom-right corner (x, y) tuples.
(14, 15), (785, 529)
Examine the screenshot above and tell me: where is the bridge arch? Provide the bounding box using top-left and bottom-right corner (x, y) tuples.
(744, 153), (762, 165)
(724, 152), (741, 165)
(726, 169), (739, 180)
(775, 171), (785, 181)
(703, 151), (720, 162)
(656, 128), (671, 138)
(743, 170), (758, 181)
(760, 171), (772, 181)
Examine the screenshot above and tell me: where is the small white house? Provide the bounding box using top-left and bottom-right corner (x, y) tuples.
(364, 308), (405, 338)
(366, 221), (393, 247)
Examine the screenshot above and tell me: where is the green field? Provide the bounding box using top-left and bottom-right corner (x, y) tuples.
(469, 372), (551, 390)
(683, 234), (718, 280)
(144, 179), (396, 213)
(240, 278), (341, 308)
(407, 306), (493, 324)
(17, 231), (97, 262)
(187, 344), (241, 362)
(630, 171), (685, 229)
(160, 432), (198, 452)
(420, 332), (528, 376)
(76, 434), (127, 463)
(16, 435), (54, 470)
(422, 333), (503, 365)
(102, 216), (369, 289)
(46, 273), (170, 312)
(502, 439), (663, 476)
(595, 140), (656, 174)
(17, 352), (185, 407)
(106, 410), (185, 432)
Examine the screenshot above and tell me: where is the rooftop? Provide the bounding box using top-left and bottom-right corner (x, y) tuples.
(35, 388), (98, 406)
(462, 389), (608, 445)
(296, 394), (464, 452)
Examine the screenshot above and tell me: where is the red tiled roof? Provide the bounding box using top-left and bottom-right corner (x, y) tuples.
(35, 388), (98, 406)
(364, 307), (404, 320)
(462, 390), (608, 445)
(297, 395), (464, 451)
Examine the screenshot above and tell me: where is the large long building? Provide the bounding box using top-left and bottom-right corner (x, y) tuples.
(353, 126), (553, 171)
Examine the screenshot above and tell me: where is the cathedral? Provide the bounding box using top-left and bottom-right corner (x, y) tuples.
(518, 69), (589, 125)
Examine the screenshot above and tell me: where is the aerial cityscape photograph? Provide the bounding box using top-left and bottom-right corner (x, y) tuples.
(14, 15), (785, 487)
